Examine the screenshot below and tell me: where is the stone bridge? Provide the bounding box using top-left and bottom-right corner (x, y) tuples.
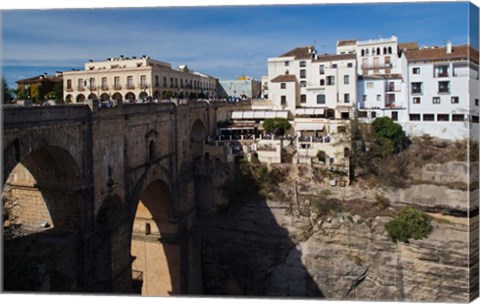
(2, 100), (245, 295)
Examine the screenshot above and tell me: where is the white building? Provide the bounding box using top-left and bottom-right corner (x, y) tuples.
(218, 76), (261, 99)
(402, 43), (479, 139)
(63, 55), (218, 103)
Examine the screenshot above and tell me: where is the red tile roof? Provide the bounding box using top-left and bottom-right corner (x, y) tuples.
(314, 53), (356, 62)
(404, 45), (478, 64)
(271, 75), (297, 83)
(398, 42), (419, 51)
(337, 40), (357, 47)
(279, 46), (314, 59)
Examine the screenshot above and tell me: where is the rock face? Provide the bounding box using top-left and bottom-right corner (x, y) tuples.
(200, 161), (477, 301)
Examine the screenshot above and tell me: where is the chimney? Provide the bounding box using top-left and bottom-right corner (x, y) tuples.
(446, 41), (452, 54)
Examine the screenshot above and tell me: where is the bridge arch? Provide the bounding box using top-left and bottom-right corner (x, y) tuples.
(190, 119), (206, 160)
(129, 165), (180, 296)
(2, 141), (85, 291)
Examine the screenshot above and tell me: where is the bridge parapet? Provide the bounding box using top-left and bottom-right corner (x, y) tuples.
(3, 104), (92, 127)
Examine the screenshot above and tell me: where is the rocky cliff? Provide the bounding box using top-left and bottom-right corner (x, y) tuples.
(200, 160), (478, 301)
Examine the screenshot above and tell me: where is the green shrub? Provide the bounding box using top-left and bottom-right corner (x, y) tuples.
(374, 194), (390, 209)
(316, 150), (326, 163)
(385, 206), (433, 242)
(371, 117), (408, 153)
(262, 118), (291, 134)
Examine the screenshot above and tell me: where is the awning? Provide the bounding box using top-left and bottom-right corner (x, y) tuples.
(243, 111), (255, 119)
(254, 110), (266, 118)
(276, 111), (288, 119)
(305, 108), (315, 115)
(232, 110), (288, 120)
(295, 109), (306, 115)
(295, 122), (325, 131)
(231, 111), (243, 119)
(314, 108), (324, 115)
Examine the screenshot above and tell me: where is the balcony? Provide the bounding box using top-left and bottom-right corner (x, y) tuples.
(127, 84), (135, 90)
(101, 86), (109, 91)
(113, 85), (122, 90)
(66, 88), (73, 92)
(361, 63), (393, 70)
(77, 87), (85, 91)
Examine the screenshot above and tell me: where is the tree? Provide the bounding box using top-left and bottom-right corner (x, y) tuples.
(371, 117), (408, 153)
(384, 206), (433, 242)
(2, 78), (14, 103)
(262, 118), (291, 135)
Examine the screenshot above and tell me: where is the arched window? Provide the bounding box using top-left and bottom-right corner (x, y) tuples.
(383, 47), (387, 54)
(388, 46), (392, 54)
(372, 48), (376, 55)
(361, 49), (365, 56)
(366, 49), (369, 55)
(149, 140), (155, 161)
(377, 47), (380, 55)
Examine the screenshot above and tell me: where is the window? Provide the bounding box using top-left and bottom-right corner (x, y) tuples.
(434, 65), (449, 77)
(433, 97), (441, 104)
(376, 95), (381, 102)
(326, 76), (335, 85)
(281, 95), (287, 105)
(101, 77), (108, 90)
(316, 94), (326, 104)
(413, 97), (421, 104)
(114, 77), (120, 89)
(361, 49), (365, 56)
(300, 69), (306, 79)
(366, 82), (374, 89)
(319, 65), (325, 75)
(175, 78), (178, 88)
(451, 96), (459, 104)
(438, 81), (450, 93)
(473, 115), (480, 123)
(300, 61), (306, 67)
(285, 61), (289, 66)
(358, 111), (368, 118)
(155, 75), (159, 87)
(362, 95), (367, 101)
(423, 114), (435, 121)
(344, 93), (350, 103)
(452, 114), (464, 121)
(344, 75), (349, 84)
(78, 78), (84, 90)
(67, 79), (72, 90)
(300, 94), (306, 103)
(347, 63), (353, 68)
(475, 99), (479, 106)
(392, 111), (398, 121)
(280, 83), (286, 89)
(332, 64), (338, 68)
(437, 114), (450, 121)
(411, 82), (422, 94)
(412, 67), (420, 74)
(371, 112), (377, 118)
(163, 76), (167, 87)
(338, 126), (347, 133)
(140, 75), (147, 87)
(409, 114), (421, 121)
(300, 81), (306, 87)
(388, 46), (392, 54)
(170, 77), (174, 88)
(320, 79), (325, 86)
(180, 79), (184, 88)
(127, 76), (134, 89)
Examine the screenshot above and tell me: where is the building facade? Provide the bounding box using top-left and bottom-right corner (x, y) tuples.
(218, 76), (261, 99)
(63, 55), (218, 103)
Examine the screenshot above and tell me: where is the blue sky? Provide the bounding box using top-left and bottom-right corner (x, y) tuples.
(1, 1), (475, 88)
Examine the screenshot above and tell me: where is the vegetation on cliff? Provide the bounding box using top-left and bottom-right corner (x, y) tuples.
(384, 206), (433, 242)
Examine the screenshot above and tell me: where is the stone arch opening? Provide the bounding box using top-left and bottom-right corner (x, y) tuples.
(130, 179), (180, 296)
(112, 92), (123, 102)
(2, 144), (84, 291)
(100, 93), (110, 101)
(139, 92), (148, 101)
(76, 94), (86, 103)
(125, 92), (136, 102)
(88, 93), (98, 100)
(65, 94), (73, 103)
(153, 91), (161, 100)
(190, 119), (206, 161)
